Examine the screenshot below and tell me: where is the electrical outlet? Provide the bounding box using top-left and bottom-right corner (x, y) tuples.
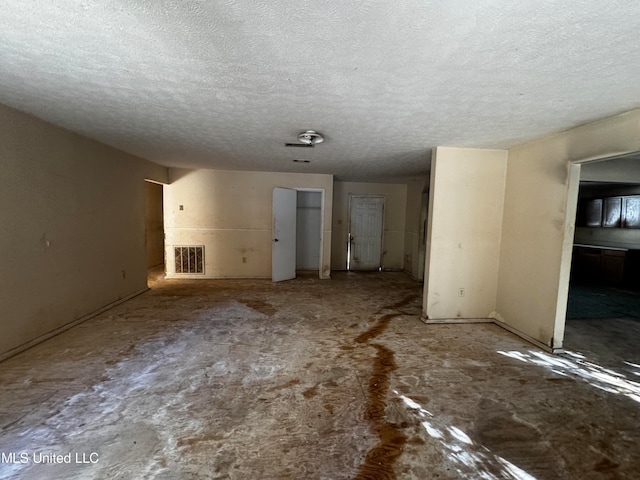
(458, 288), (465, 297)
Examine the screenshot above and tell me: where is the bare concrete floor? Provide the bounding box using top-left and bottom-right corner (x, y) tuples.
(0, 271), (639, 479)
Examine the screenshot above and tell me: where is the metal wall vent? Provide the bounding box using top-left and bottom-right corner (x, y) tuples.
(174, 246), (204, 274)
(285, 142), (314, 148)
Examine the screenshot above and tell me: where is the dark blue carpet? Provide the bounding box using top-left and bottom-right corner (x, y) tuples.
(567, 284), (640, 319)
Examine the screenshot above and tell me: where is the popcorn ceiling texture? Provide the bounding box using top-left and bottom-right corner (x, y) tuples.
(1, 1), (640, 181)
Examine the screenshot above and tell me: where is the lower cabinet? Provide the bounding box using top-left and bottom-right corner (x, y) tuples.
(572, 247), (630, 285)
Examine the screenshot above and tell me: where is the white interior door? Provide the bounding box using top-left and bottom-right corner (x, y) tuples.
(349, 196), (384, 271)
(272, 187), (297, 282)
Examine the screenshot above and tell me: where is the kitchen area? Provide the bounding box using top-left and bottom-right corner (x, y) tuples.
(572, 184), (640, 289)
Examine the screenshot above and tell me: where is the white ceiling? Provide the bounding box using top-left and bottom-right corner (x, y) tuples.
(1, 1), (640, 182)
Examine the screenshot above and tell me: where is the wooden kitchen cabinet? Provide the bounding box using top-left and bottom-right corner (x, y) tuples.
(572, 246), (627, 285)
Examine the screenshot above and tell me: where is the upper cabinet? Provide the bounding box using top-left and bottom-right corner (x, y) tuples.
(624, 196), (640, 228)
(584, 198), (603, 227)
(603, 197), (622, 228)
(579, 195), (640, 229)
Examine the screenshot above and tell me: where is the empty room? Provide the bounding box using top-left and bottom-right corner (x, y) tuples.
(1, 2), (640, 479)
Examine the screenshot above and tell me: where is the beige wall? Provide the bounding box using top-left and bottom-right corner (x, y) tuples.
(331, 181), (408, 270)
(496, 143), (579, 349)
(0, 104), (168, 358)
(423, 147), (507, 319)
(581, 157), (640, 183)
(404, 177), (429, 279)
(164, 169), (333, 278)
(496, 109), (640, 350)
(574, 227), (640, 250)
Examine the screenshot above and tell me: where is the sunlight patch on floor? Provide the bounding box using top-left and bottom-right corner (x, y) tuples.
(497, 350), (640, 404)
(396, 392), (537, 480)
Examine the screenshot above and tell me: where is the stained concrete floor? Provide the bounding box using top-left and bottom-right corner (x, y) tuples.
(0, 271), (639, 479)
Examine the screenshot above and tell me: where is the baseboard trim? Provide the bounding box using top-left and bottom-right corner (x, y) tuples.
(0, 288), (149, 363)
(421, 317), (493, 324)
(420, 315), (556, 354)
(491, 318), (555, 354)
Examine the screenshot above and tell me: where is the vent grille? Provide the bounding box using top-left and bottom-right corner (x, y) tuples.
(174, 246), (204, 274)
(284, 143), (314, 148)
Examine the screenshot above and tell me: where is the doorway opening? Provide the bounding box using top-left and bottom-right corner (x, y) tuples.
(296, 190), (322, 273)
(568, 180), (640, 315)
(417, 190), (429, 281)
(564, 154), (640, 366)
(272, 187), (325, 282)
(347, 195), (385, 271)
(145, 180), (165, 284)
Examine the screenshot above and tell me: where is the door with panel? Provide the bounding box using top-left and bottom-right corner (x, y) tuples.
(272, 187), (297, 282)
(348, 196), (384, 271)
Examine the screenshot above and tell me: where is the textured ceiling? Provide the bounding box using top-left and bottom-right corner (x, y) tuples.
(1, 1), (640, 182)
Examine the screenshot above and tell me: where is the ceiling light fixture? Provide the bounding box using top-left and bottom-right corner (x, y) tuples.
(297, 130), (324, 145)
